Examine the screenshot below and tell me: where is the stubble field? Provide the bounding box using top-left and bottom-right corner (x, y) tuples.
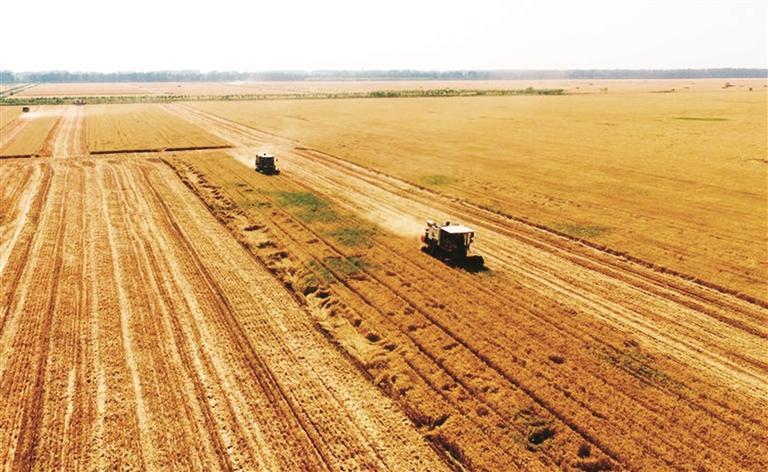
(0, 154), (444, 470)
(0, 79), (766, 470)
(13, 83), (151, 97)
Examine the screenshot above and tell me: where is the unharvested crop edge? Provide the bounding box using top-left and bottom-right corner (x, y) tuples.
(89, 144), (232, 155)
(296, 146), (768, 311)
(420, 175), (458, 186)
(672, 116), (729, 122)
(553, 223), (610, 239)
(0, 88), (566, 106)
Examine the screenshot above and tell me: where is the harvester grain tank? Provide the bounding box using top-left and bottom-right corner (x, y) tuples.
(421, 220), (483, 267)
(255, 152), (279, 174)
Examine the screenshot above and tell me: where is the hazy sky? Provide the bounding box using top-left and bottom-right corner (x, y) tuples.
(4, 0), (766, 71)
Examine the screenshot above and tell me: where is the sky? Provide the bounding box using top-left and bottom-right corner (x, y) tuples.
(4, 0), (767, 71)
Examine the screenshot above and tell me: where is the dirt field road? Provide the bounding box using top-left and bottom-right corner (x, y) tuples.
(164, 102), (768, 470)
(0, 157), (446, 470)
(51, 105), (87, 158)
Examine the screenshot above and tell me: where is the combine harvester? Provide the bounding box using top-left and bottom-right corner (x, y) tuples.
(421, 220), (484, 269)
(254, 152), (280, 174)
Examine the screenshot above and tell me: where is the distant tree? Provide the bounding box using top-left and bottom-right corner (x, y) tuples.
(2, 68), (766, 84)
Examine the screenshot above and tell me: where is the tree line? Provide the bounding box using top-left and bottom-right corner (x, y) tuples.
(0, 68), (765, 84)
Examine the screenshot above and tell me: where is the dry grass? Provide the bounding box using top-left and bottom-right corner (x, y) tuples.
(190, 85), (768, 300)
(85, 103), (226, 152)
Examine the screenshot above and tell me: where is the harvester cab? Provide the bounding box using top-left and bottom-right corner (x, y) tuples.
(421, 220), (482, 267)
(255, 152), (279, 174)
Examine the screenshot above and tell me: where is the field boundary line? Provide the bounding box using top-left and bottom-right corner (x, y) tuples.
(88, 144), (232, 156)
(0, 87), (566, 106)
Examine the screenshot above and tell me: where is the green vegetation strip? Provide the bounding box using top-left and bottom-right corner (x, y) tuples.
(329, 226), (376, 247)
(274, 191), (377, 246)
(554, 223), (609, 239)
(275, 191), (337, 223)
(0, 87), (565, 106)
(420, 174), (457, 186)
(307, 256), (372, 284)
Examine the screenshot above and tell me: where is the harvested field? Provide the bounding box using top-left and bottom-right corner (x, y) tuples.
(0, 106), (63, 158)
(132, 80), (572, 96)
(160, 100), (768, 469)
(15, 83), (150, 97)
(2, 80), (766, 471)
(12, 78), (766, 98)
(189, 87), (768, 300)
(0, 156), (446, 470)
(0, 84), (31, 97)
(86, 104), (226, 153)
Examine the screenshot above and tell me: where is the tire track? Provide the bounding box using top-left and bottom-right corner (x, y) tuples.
(3, 162), (69, 468)
(34, 162), (86, 468)
(0, 163), (39, 273)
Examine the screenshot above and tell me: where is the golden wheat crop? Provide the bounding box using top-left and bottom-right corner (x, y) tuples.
(191, 84), (768, 300)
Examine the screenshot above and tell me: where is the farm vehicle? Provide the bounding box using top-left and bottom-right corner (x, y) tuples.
(254, 152), (279, 174)
(421, 220), (484, 268)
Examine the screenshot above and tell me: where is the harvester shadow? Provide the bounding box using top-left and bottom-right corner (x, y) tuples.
(420, 247), (488, 274)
